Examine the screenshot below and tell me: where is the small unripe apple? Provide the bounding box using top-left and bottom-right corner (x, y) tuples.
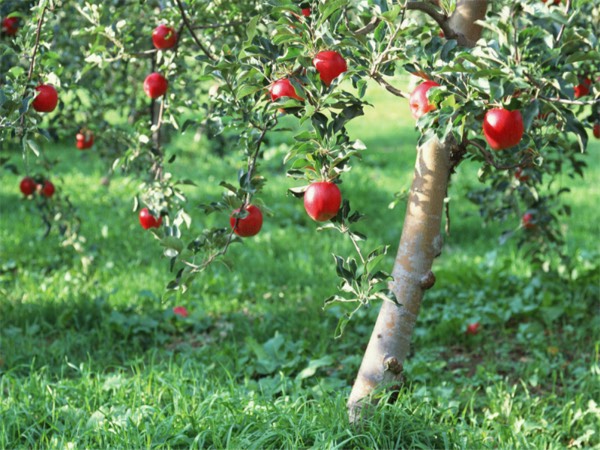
(32, 84), (58, 113)
(574, 77), (592, 99)
(483, 108), (524, 151)
(410, 81), (440, 119)
(139, 207), (162, 230)
(304, 182), (342, 222)
(465, 322), (480, 335)
(76, 130), (94, 150)
(313, 51), (347, 86)
(40, 180), (55, 198)
(230, 204), (263, 237)
(152, 24), (177, 50)
(514, 167), (529, 182)
(269, 78), (304, 102)
(594, 122), (600, 139)
(2, 17), (18, 36)
(20, 177), (36, 196)
(522, 212), (536, 230)
(143, 73), (168, 99)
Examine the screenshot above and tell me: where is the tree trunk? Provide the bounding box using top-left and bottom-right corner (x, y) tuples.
(347, 0), (488, 422)
(347, 137), (451, 422)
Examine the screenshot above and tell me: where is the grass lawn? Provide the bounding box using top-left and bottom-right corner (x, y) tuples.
(1, 80), (599, 449)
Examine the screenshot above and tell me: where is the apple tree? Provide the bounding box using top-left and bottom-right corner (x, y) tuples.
(1, 0), (598, 421)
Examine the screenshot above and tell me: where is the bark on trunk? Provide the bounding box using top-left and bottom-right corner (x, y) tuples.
(347, 0), (488, 423)
(347, 137), (451, 422)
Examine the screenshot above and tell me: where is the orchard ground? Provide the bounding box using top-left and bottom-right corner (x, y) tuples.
(1, 81), (599, 448)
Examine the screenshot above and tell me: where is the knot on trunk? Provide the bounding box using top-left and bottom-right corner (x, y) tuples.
(383, 356), (404, 375)
(419, 271), (436, 290)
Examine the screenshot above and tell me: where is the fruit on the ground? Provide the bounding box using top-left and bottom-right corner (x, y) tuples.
(32, 84), (58, 113)
(574, 77), (592, 98)
(269, 78), (304, 102)
(230, 204), (263, 237)
(76, 130), (94, 150)
(301, 8), (311, 17)
(313, 51), (347, 86)
(522, 212), (536, 230)
(139, 207), (163, 229)
(2, 17), (18, 36)
(409, 81), (440, 119)
(152, 24), (177, 50)
(143, 73), (168, 99)
(303, 182), (342, 222)
(483, 108), (524, 150)
(40, 180), (55, 198)
(20, 177), (36, 196)
(465, 322), (480, 335)
(173, 306), (188, 317)
(594, 122), (600, 139)
(514, 167), (529, 182)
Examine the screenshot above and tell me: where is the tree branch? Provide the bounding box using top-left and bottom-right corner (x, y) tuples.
(19, 5), (47, 136)
(174, 0), (216, 61)
(355, 16), (381, 36)
(192, 21), (245, 30)
(555, 0), (572, 45)
(372, 75), (409, 98)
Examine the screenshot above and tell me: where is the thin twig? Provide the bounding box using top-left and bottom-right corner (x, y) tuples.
(174, 0), (216, 61)
(19, 5), (47, 135)
(192, 21), (245, 30)
(372, 75), (409, 98)
(355, 16), (381, 35)
(538, 96), (598, 106)
(555, 0), (571, 45)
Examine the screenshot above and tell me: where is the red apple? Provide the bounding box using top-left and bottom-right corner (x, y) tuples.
(32, 84), (58, 113)
(465, 322), (480, 335)
(410, 81), (440, 119)
(483, 108), (524, 151)
(143, 73), (168, 99)
(2, 17), (18, 36)
(20, 177), (36, 196)
(301, 8), (311, 17)
(139, 207), (163, 229)
(269, 78), (304, 102)
(313, 51), (347, 86)
(304, 182), (342, 222)
(514, 167), (529, 182)
(594, 122), (600, 139)
(230, 204), (263, 237)
(76, 130), (94, 150)
(522, 212), (536, 230)
(40, 180), (55, 198)
(574, 77), (591, 98)
(152, 24), (177, 50)
(173, 306), (188, 318)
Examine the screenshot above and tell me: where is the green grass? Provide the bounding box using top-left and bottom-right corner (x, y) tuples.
(1, 82), (599, 448)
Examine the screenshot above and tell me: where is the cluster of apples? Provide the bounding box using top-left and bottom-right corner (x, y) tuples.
(228, 48), (348, 238)
(143, 24), (176, 100)
(19, 176), (55, 198)
(410, 80), (525, 151)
